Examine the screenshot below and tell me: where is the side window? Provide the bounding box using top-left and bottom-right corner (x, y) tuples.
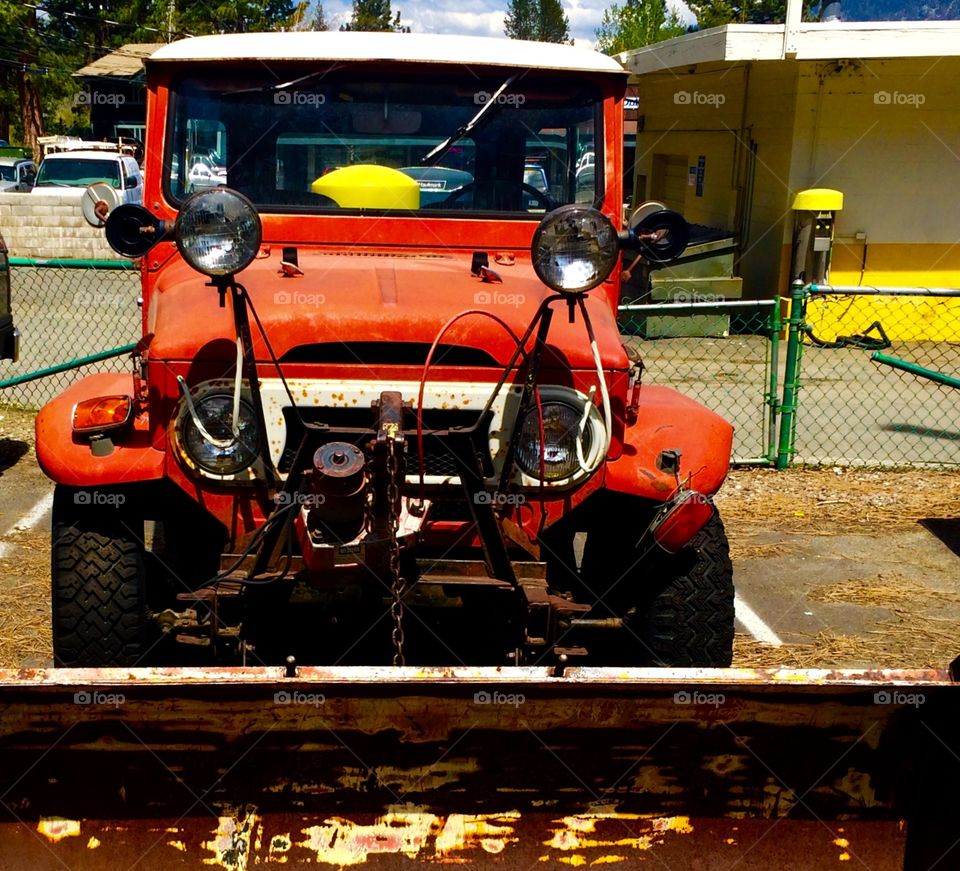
(172, 116), (227, 197)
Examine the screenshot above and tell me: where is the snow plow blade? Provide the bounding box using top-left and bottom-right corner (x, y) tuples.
(0, 666), (956, 869)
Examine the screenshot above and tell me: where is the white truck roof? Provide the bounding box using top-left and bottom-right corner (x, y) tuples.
(148, 32), (627, 76)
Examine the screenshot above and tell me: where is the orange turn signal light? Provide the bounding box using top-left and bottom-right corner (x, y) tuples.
(72, 395), (133, 435)
(650, 490), (714, 554)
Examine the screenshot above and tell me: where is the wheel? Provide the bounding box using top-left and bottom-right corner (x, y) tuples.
(51, 486), (148, 667)
(580, 509), (734, 667)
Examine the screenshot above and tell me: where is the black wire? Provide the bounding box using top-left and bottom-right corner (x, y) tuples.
(241, 283), (307, 429)
(199, 502), (298, 588)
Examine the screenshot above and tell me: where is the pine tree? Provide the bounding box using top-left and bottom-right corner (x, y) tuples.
(311, 2), (330, 29)
(504, 0), (570, 42)
(595, 0), (685, 54)
(687, 0), (819, 27)
(341, 0), (410, 31)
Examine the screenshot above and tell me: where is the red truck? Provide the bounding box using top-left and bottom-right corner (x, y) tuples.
(36, 32), (734, 668)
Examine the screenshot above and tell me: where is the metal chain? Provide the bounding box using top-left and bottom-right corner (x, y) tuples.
(386, 439), (405, 666)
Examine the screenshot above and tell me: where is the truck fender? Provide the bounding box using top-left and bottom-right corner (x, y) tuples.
(35, 372), (164, 487)
(603, 385), (733, 501)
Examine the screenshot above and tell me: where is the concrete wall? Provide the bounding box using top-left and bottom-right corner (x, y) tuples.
(0, 192), (121, 260)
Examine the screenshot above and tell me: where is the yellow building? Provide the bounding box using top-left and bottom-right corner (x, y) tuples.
(620, 21), (960, 303)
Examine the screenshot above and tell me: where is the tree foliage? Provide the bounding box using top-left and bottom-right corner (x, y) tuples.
(504, 0), (571, 43)
(0, 0), (300, 151)
(595, 0), (686, 54)
(340, 0), (410, 32)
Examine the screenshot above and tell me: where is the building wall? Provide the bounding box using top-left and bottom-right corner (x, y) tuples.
(0, 193), (121, 259)
(633, 52), (960, 304)
(785, 56), (960, 289)
(630, 65), (747, 232)
(738, 61), (799, 299)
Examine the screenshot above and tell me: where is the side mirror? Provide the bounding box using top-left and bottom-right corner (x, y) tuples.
(619, 203), (689, 265)
(104, 204), (171, 258)
(124, 175), (139, 189)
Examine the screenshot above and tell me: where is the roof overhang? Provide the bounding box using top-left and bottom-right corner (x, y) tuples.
(148, 32), (628, 76)
(619, 21), (960, 76)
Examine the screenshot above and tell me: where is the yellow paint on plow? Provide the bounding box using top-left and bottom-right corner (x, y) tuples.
(37, 817), (80, 843)
(435, 811), (520, 856)
(202, 806), (258, 870)
(545, 812), (693, 853)
(835, 836), (853, 861)
(300, 811), (436, 865)
(300, 809), (522, 865)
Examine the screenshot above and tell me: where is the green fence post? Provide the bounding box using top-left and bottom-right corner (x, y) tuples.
(765, 296), (781, 464)
(776, 280), (807, 470)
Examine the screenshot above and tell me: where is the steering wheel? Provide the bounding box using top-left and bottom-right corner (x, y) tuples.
(439, 182), (557, 211)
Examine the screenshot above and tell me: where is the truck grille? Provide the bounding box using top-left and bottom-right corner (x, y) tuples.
(278, 406), (483, 479)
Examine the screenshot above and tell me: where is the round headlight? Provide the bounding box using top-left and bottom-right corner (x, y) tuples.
(181, 393), (260, 476)
(515, 402), (592, 481)
(175, 187), (261, 277)
(531, 205), (619, 294)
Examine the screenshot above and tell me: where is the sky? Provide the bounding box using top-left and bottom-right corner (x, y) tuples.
(315, 0), (694, 46)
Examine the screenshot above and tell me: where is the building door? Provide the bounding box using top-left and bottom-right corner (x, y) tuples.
(650, 153), (687, 212)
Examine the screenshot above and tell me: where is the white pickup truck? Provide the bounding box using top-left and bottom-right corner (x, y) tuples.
(32, 151), (143, 204)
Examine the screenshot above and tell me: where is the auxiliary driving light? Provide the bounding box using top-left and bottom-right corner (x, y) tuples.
(175, 187), (262, 278)
(531, 205), (619, 294)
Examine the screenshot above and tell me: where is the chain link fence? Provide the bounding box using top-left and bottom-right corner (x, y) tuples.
(4, 263), (958, 471)
(618, 298), (781, 465)
(788, 285), (960, 468)
(0, 260), (140, 408)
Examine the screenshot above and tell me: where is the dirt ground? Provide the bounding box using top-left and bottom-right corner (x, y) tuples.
(1, 402), (958, 671)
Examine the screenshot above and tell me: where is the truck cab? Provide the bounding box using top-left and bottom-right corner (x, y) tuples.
(36, 32), (734, 669)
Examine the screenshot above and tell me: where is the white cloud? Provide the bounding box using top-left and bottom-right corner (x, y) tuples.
(321, 0), (695, 45)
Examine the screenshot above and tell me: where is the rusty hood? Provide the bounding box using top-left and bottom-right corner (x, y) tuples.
(146, 247), (628, 371)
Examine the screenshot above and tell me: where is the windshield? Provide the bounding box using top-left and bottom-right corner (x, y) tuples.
(167, 71), (601, 214)
(36, 158), (121, 188)
(0, 166), (14, 182)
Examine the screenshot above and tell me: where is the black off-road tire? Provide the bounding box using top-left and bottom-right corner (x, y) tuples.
(52, 488), (147, 667)
(631, 513), (734, 667)
(581, 510), (734, 667)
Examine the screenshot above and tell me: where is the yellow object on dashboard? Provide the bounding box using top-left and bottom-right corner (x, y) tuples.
(311, 164), (420, 210)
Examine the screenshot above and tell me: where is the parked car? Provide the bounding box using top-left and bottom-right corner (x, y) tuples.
(0, 230), (19, 361)
(0, 157), (36, 192)
(32, 151), (143, 204)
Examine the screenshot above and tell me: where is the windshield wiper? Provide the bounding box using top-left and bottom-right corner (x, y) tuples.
(420, 74), (518, 167)
(225, 65), (344, 97)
